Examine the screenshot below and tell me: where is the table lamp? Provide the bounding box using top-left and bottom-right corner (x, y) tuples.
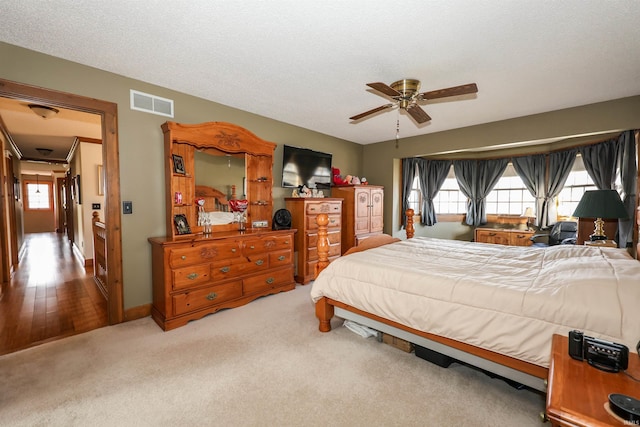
(572, 190), (628, 241)
(521, 207), (535, 231)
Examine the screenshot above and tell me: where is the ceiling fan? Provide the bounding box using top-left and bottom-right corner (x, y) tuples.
(350, 79), (478, 125)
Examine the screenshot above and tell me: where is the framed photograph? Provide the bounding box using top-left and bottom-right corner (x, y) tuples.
(75, 174), (82, 204)
(172, 154), (186, 175)
(173, 214), (191, 235)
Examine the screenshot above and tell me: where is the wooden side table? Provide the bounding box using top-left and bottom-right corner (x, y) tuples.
(546, 334), (640, 426)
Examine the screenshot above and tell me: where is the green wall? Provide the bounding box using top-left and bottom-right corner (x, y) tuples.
(3, 40), (640, 310)
(362, 96), (640, 239)
(0, 42), (363, 309)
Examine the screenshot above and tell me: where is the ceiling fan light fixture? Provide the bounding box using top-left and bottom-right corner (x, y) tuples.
(28, 104), (59, 119)
(36, 148), (54, 156)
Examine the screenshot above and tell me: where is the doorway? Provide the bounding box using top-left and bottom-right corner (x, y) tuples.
(0, 79), (124, 349)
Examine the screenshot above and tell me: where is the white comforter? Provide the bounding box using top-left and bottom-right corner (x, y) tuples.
(310, 237), (640, 367)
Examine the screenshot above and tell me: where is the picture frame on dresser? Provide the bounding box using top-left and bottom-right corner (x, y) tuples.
(172, 154), (186, 174)
(173, 214), (191, 235)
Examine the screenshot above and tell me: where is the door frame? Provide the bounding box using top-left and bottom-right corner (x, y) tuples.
(0, 78), (124, 324)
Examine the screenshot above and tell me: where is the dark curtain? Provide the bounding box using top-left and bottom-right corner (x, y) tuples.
(417, 159), (452, 226)
(579, 139), (618, 189)
(542, 150), (577, 228)
(512, 154), (546, 227)
(617, 130), (637, 247)
(454, 159), (508, 226)
(401, 158), (420, 228)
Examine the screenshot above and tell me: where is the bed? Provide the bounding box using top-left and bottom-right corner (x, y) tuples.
(310, 212), (640, 391)
(194, 185), (238, 228)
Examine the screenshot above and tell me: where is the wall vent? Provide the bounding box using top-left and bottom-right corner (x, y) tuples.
(130, 90), (174, 117)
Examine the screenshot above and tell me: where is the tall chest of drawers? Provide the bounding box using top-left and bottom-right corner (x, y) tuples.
(285, 198), (343, 285)
(149, 229), (295, 330)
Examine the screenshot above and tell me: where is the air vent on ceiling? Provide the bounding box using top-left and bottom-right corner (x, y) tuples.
(130, 90), (174, 117)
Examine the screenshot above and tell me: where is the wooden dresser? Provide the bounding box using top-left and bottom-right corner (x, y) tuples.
(332, 185), (384, 254)
(149, 230), (295, 330)
(150, 121), (296, 330)
(474, 227), (534, 246)
(285, 198), (342, 285)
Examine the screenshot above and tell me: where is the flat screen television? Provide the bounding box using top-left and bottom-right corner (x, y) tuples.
(282, 145), (332, 189)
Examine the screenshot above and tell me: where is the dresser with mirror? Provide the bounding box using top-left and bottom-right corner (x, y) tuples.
(148, 121), (296, 331)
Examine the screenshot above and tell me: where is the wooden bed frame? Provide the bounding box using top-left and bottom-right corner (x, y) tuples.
(314, 209), (547, 391)
(313, 206), (640, 391)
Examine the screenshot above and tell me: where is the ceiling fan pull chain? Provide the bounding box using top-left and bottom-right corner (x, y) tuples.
(395, 114), (400, 148)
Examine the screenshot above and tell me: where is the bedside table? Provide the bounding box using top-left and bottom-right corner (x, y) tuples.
(546, 334), (640, 426)
(584, 240), (618, 248)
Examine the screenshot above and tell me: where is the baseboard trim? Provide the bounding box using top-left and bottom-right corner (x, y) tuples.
(124, 304), (152, 322)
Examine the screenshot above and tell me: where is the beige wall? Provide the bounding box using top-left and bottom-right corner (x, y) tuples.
(362, 96), (640, 239)
(0, 42), (363, 309)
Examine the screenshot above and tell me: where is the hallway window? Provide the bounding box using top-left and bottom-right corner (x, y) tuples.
(25, 180), (53, 210)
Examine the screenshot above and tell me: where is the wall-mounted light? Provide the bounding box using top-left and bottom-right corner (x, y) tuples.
(28, 104), (59, 119)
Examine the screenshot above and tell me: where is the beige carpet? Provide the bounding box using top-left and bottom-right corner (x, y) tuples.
(0, 284), (545, 426)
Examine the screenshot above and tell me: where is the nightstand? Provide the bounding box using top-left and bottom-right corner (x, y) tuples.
(584, 240), (618, 248)
(546, 334), (640, 426)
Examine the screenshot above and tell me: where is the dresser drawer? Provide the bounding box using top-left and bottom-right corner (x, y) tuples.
(307, 230), (341, 247)
(210, 256), (269, 281)
(172, 281), (243, 316)
(172, 264), (211, 291)
(243, 268), (293, 295)
(306, 213), (341, 231)
(269, 250), (292, 267)
(308, 242), (341, 261)
(305, 201), (342, 215)
(169, 242), (241, 268)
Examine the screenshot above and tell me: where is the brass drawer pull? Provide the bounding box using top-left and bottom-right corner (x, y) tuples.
(206, 292), (218, 301)
(187, 273), (199, 280)
(231, 248), (236, 253)
(250, 245), (255, 249)
(181, 255), (187, 260)
(220, 266), (230, 273)
(255, 259), (264, 266)
(277, 255), (285, 261)
(488, 233), (496, 236)
(266, 277), (275, 284)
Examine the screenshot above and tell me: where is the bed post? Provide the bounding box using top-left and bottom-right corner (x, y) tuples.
(315, 296), (334, 332)
(314, 213), (330, 278)
(405, 209), (415, 239)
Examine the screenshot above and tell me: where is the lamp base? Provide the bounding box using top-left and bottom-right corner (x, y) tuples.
(590, 234), (607, 241)
(590, 217), (607, 241)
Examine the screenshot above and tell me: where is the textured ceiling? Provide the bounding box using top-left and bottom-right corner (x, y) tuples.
(1, 1), (640, 145)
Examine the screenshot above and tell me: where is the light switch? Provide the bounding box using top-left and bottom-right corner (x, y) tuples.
(123, 201), (133, 214)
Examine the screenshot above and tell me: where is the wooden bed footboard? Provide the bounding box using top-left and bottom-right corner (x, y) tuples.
(312, 209), (548, 389)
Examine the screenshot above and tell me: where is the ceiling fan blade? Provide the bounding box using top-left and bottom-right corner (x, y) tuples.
(366, 82), (402, 97)
(406, 104), (431, 124)
(420, 83), (478, 100)
(349, 104), (394, 121)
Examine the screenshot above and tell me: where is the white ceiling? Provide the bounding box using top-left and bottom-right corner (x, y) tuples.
(1, 1), (640, 145)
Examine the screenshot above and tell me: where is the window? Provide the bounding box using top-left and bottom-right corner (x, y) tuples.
(432, 165), (466, 214)
(407, 176), (421, 214)
(485, 164), (535, 215)
(410, 165), (467, 215)
(25, 180), (53, 210)
(556, 155), (597, 219)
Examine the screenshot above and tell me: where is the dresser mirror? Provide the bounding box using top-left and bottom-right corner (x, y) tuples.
(162, 121), (276, 238)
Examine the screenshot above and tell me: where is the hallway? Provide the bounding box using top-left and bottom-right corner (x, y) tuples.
(0, 232), (108, 355)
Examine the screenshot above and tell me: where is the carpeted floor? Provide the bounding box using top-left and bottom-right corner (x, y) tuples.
(0, 284), (546, 426)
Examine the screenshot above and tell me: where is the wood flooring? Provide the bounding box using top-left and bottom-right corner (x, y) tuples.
(0, 232), (108, 355)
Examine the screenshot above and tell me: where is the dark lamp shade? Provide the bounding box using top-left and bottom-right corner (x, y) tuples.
(572, 190), (628, 219)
